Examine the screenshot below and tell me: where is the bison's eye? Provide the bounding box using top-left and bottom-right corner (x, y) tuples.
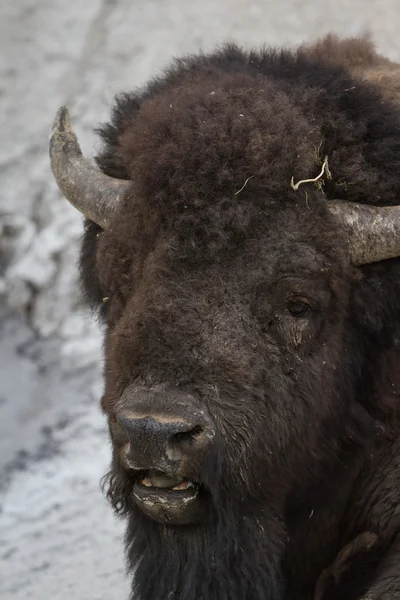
(287, 299), (311, 318)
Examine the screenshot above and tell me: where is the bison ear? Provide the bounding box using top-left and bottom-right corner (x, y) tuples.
(49, 106), (132, 229)
(328, 200), (400, 266)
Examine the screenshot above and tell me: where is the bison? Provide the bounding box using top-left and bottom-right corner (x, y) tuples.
(49, 34), (400, 600)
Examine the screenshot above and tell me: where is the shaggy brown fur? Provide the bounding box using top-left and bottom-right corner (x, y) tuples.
(300, 34), (400, 106)
(79, 35), (400, 600)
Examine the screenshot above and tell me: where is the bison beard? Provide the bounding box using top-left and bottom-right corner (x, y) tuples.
(127, 506), (283, 600)
(50, 33), (400, 600)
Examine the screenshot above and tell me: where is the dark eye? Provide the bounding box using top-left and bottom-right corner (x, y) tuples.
(287, 300), (310, 318)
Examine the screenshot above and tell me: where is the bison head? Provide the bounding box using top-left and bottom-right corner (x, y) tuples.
(49, 43), (400, 599)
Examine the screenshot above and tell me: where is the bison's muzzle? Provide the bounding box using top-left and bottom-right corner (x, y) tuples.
(115, 389), (216, 525)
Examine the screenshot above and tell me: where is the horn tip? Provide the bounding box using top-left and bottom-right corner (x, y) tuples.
(50, 105), (71, 140)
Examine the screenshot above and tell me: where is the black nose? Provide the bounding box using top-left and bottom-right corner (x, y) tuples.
(116, 391), (215, 471)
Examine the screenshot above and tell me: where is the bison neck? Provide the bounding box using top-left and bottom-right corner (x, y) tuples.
(126, 506), (284, 600)
(282, 404), (378, 598)
(283, 449), (365, 598)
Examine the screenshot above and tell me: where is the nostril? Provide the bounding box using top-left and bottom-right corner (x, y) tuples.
(172, 425), (204, 446)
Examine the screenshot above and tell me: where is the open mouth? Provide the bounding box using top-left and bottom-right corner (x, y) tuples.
(139, 470), (197, 492)
(132, 470), (201, 525)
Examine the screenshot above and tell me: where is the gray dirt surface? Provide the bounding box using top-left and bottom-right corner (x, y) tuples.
(1, 1), (399, 598)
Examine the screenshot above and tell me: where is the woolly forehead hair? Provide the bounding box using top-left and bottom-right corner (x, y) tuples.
(117, 70), (319, 212)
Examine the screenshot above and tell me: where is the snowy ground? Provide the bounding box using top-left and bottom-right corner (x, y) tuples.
(1, 1), (399, 598)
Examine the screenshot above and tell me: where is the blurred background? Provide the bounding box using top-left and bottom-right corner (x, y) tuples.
(1, 1), (399, 598)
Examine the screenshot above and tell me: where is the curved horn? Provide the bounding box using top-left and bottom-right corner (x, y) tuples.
(328, 200), (400, 266)
(49, 106), (132, 229)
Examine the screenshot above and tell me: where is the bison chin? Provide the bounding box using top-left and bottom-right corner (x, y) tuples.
(131, 475), (203, 526)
